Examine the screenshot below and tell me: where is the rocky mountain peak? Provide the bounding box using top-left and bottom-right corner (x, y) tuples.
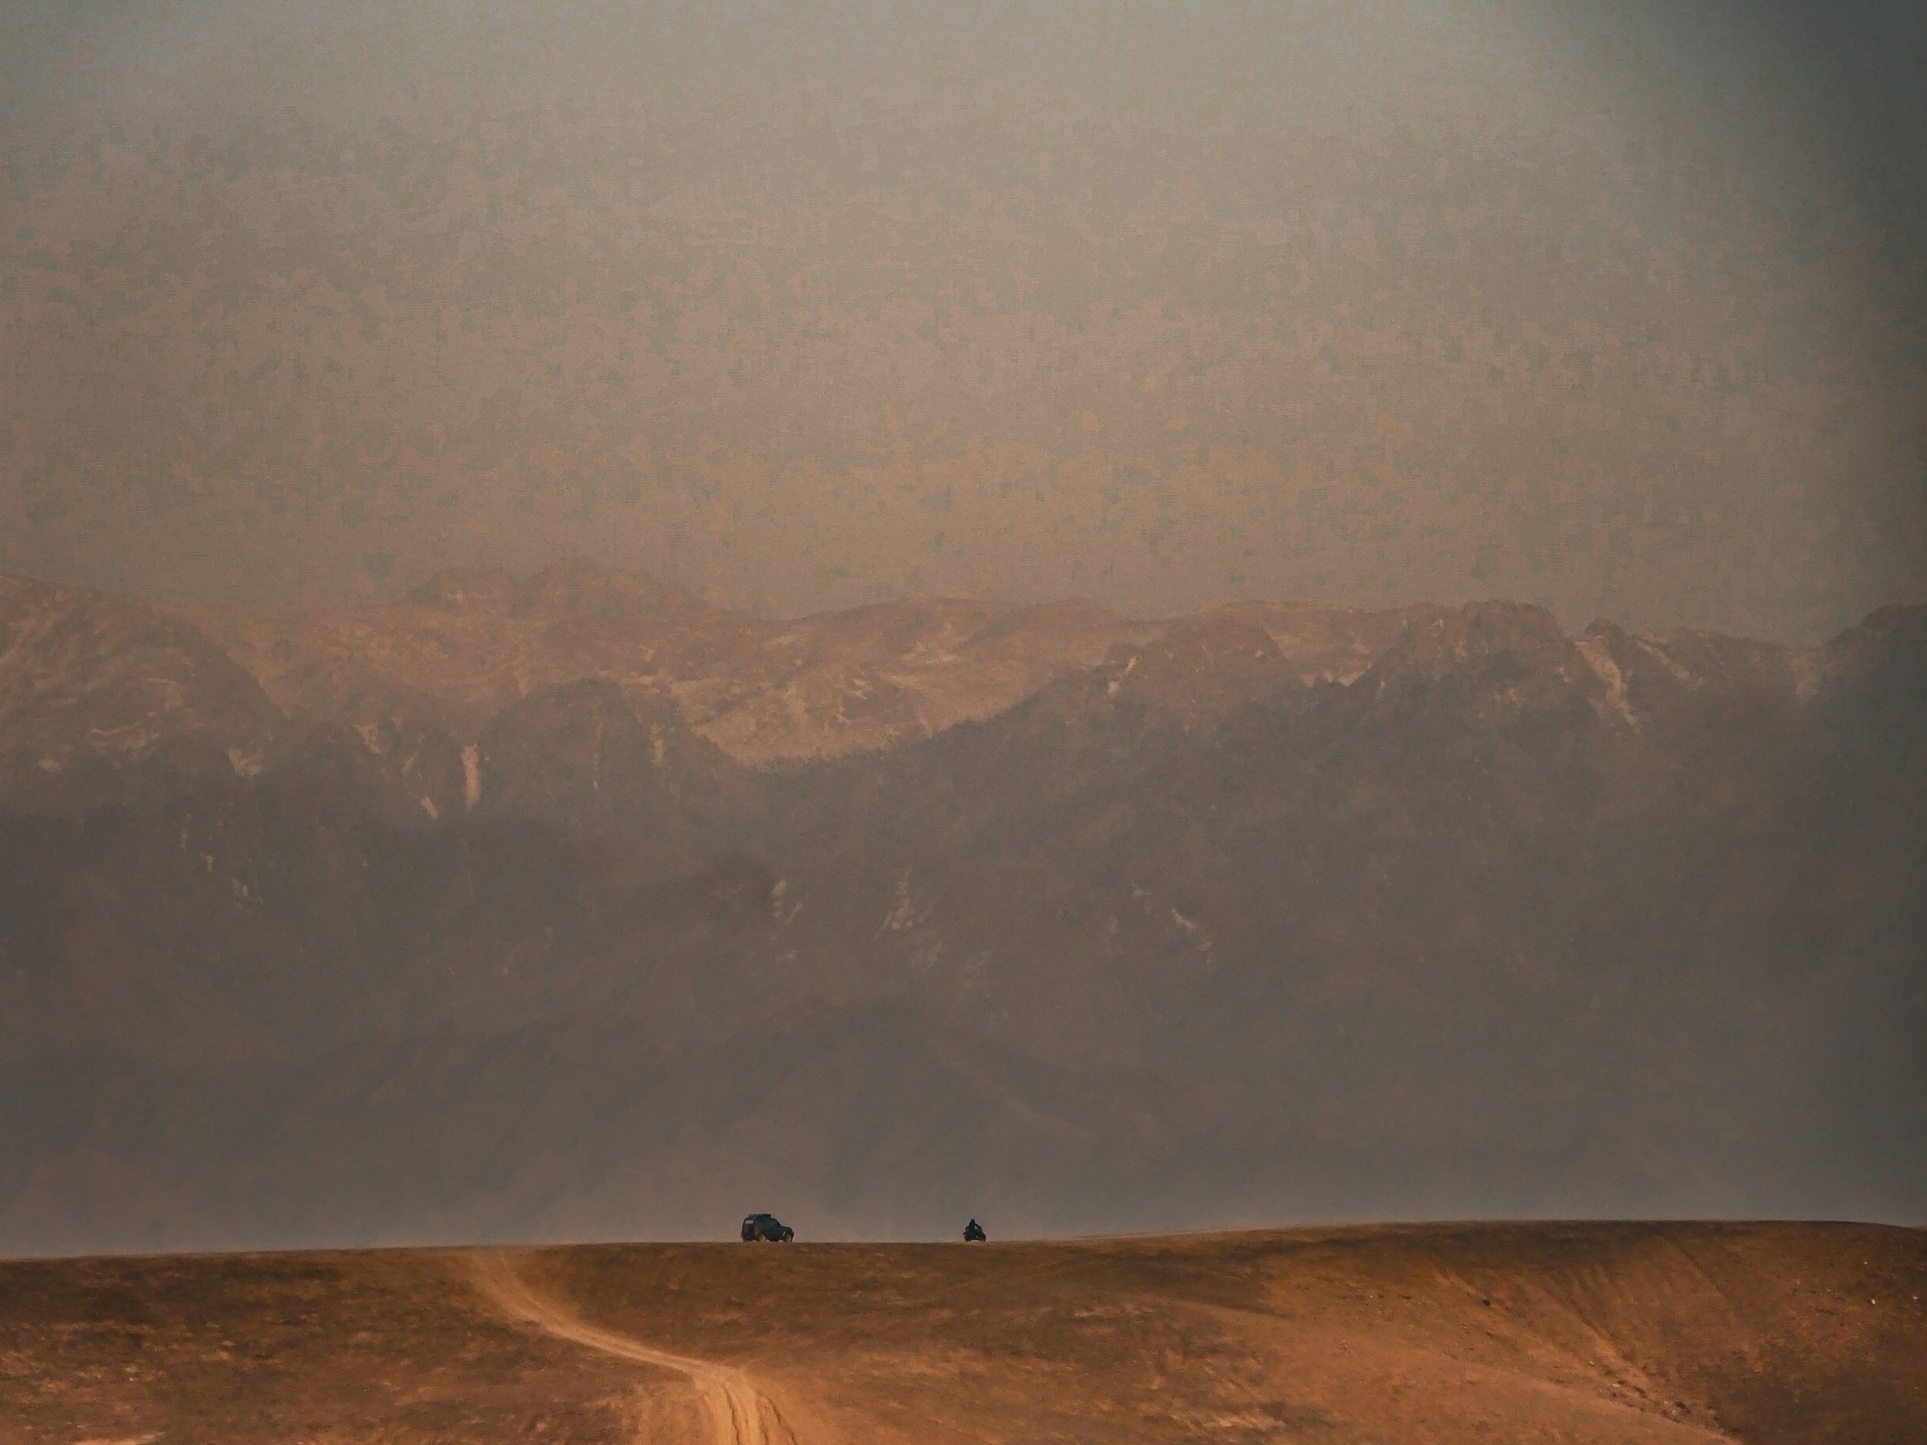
(1098, 613), (1298, 729)
(1371, 601), (1569, 677)
(1821, 602), (1927, 690)
(0, 573), (284, 811)
(1321, 600), (1653, 742)
(1575, 616), (1810, 738)
(1202, 599), (1436, 684)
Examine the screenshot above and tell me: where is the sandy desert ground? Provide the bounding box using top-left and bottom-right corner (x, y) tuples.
(2, 1222), (1922, 1443)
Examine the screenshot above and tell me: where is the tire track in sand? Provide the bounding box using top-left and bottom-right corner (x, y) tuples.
(466, 1250), (779, 1445)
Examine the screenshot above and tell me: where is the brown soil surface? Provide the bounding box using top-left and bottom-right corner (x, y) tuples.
(1, 1222), (1921, 1443)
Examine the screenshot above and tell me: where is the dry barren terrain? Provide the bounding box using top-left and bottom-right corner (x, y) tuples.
(2, 1222), (1922, 1443)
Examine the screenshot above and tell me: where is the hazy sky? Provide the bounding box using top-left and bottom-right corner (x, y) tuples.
(3, 0), (1922, 640)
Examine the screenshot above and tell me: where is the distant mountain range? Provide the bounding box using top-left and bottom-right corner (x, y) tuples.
(1, 566), (1921, 1253)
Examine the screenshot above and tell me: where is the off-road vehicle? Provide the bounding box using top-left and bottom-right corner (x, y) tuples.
(741, 1212), (794, 1242)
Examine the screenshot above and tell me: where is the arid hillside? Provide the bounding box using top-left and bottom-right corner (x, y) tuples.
(0, 567), (1922, 1252)
(1, 1224), (1922, 1444)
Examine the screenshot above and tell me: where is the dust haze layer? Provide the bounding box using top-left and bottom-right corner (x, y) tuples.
(3, 0), (1923, 640)
(0, 565), (1920, 1254)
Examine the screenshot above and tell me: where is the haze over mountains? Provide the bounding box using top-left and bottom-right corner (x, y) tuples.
(1, 564), (1921, 1254)
(7, 1), (1923, 639)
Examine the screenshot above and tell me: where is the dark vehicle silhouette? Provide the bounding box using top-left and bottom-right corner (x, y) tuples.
(741, 1212), (794, 1242)
(963, 1218), (987, 1242)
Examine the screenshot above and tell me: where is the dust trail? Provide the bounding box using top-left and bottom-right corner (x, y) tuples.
(466, 1249), (781, 1445)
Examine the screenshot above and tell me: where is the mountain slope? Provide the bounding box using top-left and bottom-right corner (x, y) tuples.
(0, 573), (1919, 1252)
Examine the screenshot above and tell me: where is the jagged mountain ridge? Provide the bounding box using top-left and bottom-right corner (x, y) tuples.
(0, 567), (1920, 1253)
(8, 563), (1827, 813)
(180, 562), (1153, 771)
(178, 561), (1460, 769)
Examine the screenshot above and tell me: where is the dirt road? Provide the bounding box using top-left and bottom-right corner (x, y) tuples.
(466, 1249), (781, 1445)
(6, 1226), (1919, 1443)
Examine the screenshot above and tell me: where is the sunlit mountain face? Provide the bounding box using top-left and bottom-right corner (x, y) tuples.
(1, 566), (1919, 1252)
